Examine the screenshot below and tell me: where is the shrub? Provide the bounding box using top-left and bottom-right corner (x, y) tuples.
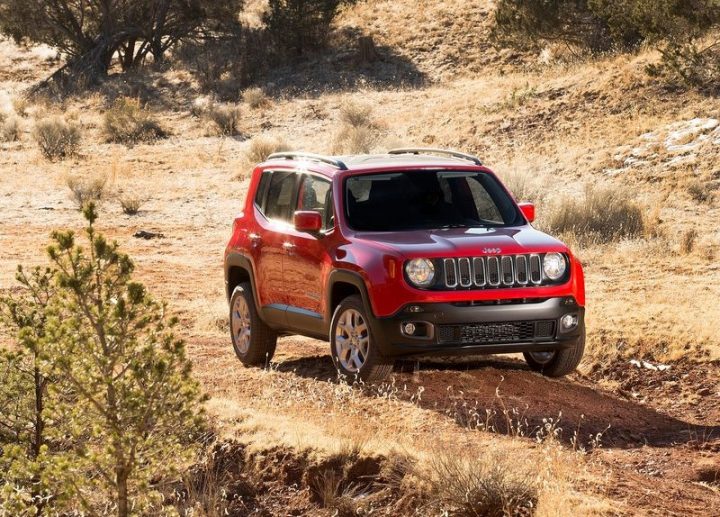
(422, 452), (537, 517)
(207, 103), (242, 135)
(1, 117), (21, 142)
(331, 101), (383, 154)
(33, 117), (81, 160)
(680, 228), (698, 254)
(66, 174), (107, 209)
(119, 193), (145, 215)
(492, 0), (720, 57)
(104, 97), (166, 144)
(544, 185), (645, 245)
(686, 179), (714, 203)
(264, 0), (351, 55)
(242, 87), (270, 109)
(245, 135), (290, 164)
(647, 39), (720, 93)
(12, 96), (29, 117)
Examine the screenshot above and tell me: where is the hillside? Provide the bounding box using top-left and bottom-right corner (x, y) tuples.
(1, 0), (719, 515)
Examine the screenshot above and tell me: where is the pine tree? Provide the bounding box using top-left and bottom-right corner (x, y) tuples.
(0, 266), (77, 515)
(45, 203), (206, 516)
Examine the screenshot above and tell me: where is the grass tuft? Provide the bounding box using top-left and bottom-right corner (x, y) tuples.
(104, 97), (166, 145)
(34, 116), (81, 160)
(242, 87), (270, 109)
(207, 103), (242, 136)
(66, 174), (107, 209)
(544, 185), (645, 245)
(1, 117), (21, 142)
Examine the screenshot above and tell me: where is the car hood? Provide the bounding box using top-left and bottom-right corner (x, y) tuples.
(352, 226), (567, 258)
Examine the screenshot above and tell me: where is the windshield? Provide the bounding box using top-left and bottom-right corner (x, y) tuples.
(344, 170), (522, 231)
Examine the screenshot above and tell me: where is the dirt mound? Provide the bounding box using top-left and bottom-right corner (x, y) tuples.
(171, 441), (421, 516)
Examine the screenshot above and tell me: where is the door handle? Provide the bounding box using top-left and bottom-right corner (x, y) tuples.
(282, 242), (296, 254)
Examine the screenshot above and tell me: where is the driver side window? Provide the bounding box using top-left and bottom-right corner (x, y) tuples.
(298, 174), (334, 231)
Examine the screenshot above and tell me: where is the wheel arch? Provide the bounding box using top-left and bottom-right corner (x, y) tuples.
(225, 253), (260, 310)
(326, 270), (376, 323)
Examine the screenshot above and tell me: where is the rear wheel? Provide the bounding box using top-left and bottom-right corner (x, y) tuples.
(230, 283), (277, 366)
(523, 329), (585, 377)
(330, 295), (393, 383)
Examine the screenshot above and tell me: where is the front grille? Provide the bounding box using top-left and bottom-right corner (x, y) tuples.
(437, 320), (556, 345)
(442, 254), (546, 289)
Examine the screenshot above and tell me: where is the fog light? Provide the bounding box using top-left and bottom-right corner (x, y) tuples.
(406, 305), (424, 313)
(404, 323), (416, 335)
(561, 314), (578, 330)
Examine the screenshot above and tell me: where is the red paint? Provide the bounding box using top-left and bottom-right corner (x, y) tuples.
(225, 158), (585, 319)
(518, 202), (535, 223)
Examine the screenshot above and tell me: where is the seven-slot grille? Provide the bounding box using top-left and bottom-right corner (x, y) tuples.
(443, 254), (543, 289)
(437, 320), (556, 345)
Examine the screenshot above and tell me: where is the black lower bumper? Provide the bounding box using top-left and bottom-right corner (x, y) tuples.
(369, 297), (585, 358)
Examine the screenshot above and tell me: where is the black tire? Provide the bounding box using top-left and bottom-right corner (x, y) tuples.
(330, 295), (393, 383)
(523, 329), (585, 377)
(229, 283), (277, 366)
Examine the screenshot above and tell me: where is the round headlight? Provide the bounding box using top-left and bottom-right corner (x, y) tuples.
(405, 258), (435, 287)
(543, 253), (567, 281)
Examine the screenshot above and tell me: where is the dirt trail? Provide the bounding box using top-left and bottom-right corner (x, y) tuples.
(266, 338), (720, 516)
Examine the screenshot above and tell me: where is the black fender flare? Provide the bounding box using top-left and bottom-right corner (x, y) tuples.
(224, 252), (261, 312)
(325, 269), (377, 323)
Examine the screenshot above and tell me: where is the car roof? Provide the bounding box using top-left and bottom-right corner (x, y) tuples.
(261, 152), (488, 177)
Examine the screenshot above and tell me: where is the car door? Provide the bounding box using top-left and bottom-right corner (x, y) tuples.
(250, 169), (299, 319)
(282, 172), (334, 335)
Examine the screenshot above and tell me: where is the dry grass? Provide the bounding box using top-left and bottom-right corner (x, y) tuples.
(104, 97), (166, 145)
(12, 96), (29, 117)
(235, 134), (291, 178)
(33, 116), (81, 160)
(680, 228), (698, 254)
(543, 185), (645, 245)
(66, 174), (107, 209)
(419, 451), (537, 516)
(206, 103), (242, 136)
(686, 179), (714, 204)
(331, 101), (384, 154)
(119, 193), (145, 215)
(242, 87), (270, 109)
(1, 116), (20, 142)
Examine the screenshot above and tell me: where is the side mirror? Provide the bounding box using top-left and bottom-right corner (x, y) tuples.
(518, 202), (535, 223)
(294, 210), (323, 233)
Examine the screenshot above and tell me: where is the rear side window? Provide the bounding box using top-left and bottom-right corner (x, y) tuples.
(263, 171), (297, 222)
(254, 170), (272, 212)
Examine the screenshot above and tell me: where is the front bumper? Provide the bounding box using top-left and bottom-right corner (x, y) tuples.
(369, 297), (585, 357)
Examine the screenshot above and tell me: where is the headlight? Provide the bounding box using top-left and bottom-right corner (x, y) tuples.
(543, 253), (567, 281)
(405, 258), (435, 287)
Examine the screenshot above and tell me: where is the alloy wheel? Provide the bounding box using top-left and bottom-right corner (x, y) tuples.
(231, 295), (252, 354)
(334, 308), (370, 373)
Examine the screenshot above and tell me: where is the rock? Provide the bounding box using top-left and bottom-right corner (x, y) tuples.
(697, 387), (712, 397)
(133, 230), (164, 240)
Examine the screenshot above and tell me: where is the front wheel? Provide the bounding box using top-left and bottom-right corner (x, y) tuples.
(523, 329), (585, 377)
(330, 295), (393, 383)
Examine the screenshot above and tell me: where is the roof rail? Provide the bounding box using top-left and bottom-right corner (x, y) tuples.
(388, 148), (483, 166)
(267, 152), (348, 170)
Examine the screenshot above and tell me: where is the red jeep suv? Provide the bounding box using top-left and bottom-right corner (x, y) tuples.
(224, 149), (585, 381)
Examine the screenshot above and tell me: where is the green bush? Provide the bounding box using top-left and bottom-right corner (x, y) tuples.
(493, 0), (720, 90)
(493, 0), (719, 52)
(264, 0), (353, 56)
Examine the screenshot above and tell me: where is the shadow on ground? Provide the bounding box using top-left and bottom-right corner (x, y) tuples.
(275, 353), (720, 450)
